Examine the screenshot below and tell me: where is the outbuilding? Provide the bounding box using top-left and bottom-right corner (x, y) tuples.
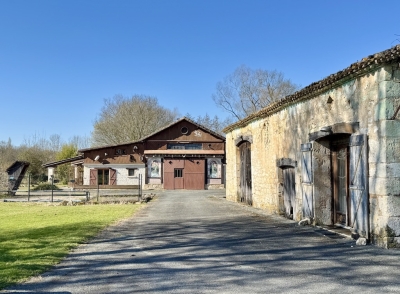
(223, 46), (400, 248)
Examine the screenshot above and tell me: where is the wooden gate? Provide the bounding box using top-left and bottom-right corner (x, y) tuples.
(283, 167), (295, 218)
(239, 141), (252, 205)
(349, 134), (369, 238)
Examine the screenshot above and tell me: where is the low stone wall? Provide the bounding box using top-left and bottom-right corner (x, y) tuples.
(144, 184), (164, 190)
(205, 184), (225, 190)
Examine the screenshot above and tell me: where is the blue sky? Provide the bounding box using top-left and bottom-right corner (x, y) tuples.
(1, 0), (399, 146)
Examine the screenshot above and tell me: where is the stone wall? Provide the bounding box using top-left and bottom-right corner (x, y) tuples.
(225, 63), (400, 248)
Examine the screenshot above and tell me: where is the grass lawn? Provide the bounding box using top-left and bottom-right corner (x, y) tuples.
(0, 202), (142, 289)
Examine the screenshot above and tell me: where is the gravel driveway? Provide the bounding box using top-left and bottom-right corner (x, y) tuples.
(3, 190), (400, 293)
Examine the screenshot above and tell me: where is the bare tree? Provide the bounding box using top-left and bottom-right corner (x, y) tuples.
(212, 65), (300, 120)
(185, 113), (233, 135)
(68, 135), (91, 150)
(92, 95), (179, 146)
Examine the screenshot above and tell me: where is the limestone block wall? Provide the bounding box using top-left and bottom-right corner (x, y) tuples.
(225, 63), (400, 248)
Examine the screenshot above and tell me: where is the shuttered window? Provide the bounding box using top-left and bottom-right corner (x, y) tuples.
(349, 134), (369, 238)
(301, 143), (313, 218)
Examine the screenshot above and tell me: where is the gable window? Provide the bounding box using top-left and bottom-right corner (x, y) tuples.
(167, 143), (202, 150)
(115, 149), (126, 155)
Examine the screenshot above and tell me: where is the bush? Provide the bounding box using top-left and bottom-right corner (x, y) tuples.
(32, 182), (61, 191)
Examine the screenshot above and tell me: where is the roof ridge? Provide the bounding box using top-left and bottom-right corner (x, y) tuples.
(224, 45), (400, 132)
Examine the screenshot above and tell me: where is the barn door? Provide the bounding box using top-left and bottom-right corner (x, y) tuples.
(239, 141), (252, 205)
(109, 169), (117, 185)
(301, 143), (313, 218)
(90, 169), (97, 185)
(283, 167), (295, 218)
(174, 168), (184, 189)
(349, 134), (369, 238)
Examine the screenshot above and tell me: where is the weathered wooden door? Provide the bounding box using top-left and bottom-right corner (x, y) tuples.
(332, 145), (350, 225)
(239, 141), (252, 205)
(349, 134), (369, 238)
(301, 143), (313, 218)
(283, 167), (295, 218)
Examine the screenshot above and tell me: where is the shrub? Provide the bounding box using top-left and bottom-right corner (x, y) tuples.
(32, 182), (61, 191)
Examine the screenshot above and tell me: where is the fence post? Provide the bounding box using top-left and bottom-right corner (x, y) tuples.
(28, 173), (31, 202)
(140, 174), (142, 200)
(97, 182), (99, 202)
(51, 176), (54, 203)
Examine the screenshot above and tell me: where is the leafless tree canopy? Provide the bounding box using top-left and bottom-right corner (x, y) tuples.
(212, 65), (300, 121)
(91, 95), (179, 146)
(185, 113), (233, 135)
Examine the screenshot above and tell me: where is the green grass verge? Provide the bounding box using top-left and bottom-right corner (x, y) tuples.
(0, 202), (142, 289)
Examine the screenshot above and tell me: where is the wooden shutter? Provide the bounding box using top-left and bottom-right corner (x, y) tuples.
(110, 169), (117, 185)
(90, 169), (97, 185)
(301, 143), (313, 218)
(349, 134), (369, 238)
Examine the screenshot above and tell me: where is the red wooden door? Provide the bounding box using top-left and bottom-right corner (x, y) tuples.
(164, 159), (184, 190)
(174, 168), (184, 189)
(184, 159), (205, 190)
(110, 169), (117, 185)
(90, 169), (97, 185)
(163, 159), (205, 190)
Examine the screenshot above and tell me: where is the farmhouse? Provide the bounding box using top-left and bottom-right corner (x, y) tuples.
(44, 117), (225, 190)
(223, 45), (400, 248)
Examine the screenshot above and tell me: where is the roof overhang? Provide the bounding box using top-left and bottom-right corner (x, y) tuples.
(42, 155), (84, 168)
(144, 150), (224, 157)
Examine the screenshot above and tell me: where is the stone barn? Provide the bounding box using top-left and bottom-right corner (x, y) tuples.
(223, 45), (400, 248)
